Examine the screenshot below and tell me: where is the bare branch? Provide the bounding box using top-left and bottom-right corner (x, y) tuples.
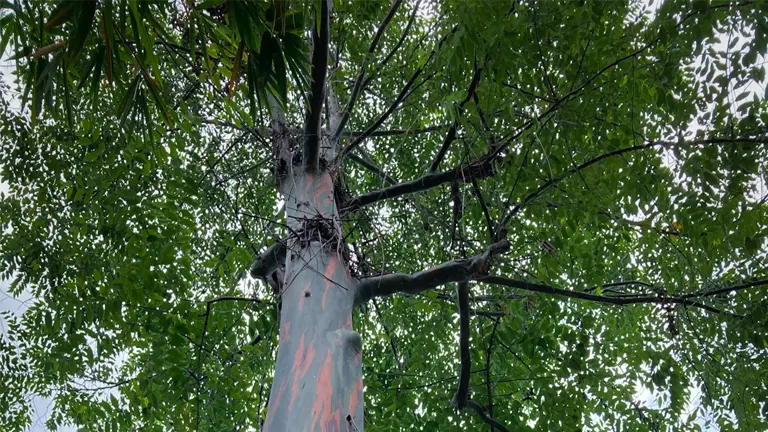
(345, 155), (496, 211)
(479, 276), (746, 317)
(304, 0), (330, 171)
(342, 124), (448, 137)
(495, 137), (767, 238)
(471, 178), (494, 243)
(682, 279), (768, 299)
(337, 67), (425, 160)
(332, 0), (404, 142)
(355, 240), (509, 306)
(429, 60), (483, 173)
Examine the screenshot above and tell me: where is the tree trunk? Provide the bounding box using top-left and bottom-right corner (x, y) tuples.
(263, 126), (363, 431)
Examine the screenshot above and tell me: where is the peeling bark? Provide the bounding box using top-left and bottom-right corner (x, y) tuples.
(263, 123), (364, 430)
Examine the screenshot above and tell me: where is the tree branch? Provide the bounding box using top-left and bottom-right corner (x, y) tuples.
(583, 280), (654, 293)
(485, 318), (501, 431)
(326, 83), (344, 156)
(249, 241), (287, 280)
(479, 276), (745, 316)
(471, 178), (495, 243)
(451, 281), (471, 409)
(345, 155), (496, 211)
(682, 279), (768, 299)
(502, 81), (554, 103)
(304, 0), (330, 171)
(336, 24), (457, 162)
(347, 152), (399, 186)
(372, 298), (402, 371)
(495, 137), (767, 238)
(464, 399), (511, 432)
(341, 124), (447, 137)
(379, 0), (421, 69)
(354, 240), (509, 306)
(337, 66), (425, 160)
(332, 0), (404, 142)
(429, 60), (483, 173)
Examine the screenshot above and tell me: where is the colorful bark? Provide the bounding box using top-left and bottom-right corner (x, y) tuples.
(264, 166), (363, 431)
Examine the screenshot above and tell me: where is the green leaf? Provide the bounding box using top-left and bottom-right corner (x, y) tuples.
(66, 0), (97, 65)
(87, 44), (104, 106)
(228, 40), (245, 98)
(196, 0), (227, 10)
(256, 31), (274, 89)
(0, 12), (16, 57)
(44, 1), (76, 29)
(271, 40), (287, 102)
(117, 74), (141, 125)
(143, 71), (173, 127)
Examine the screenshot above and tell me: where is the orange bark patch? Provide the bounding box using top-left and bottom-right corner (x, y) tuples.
(322, 256), (339, 309)
(348, 378), (364, 419)
(303, 173), (315, 203)
(264, 381), (288, 431)
(288, 335), (316, 411)
(324, 411), (341, 432)
(313, 174), (333, 209)
(280, 321), (291, 346)
(311, 352), (340, 431)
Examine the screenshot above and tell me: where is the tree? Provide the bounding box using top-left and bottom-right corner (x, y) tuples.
(1, 0), (767, 430)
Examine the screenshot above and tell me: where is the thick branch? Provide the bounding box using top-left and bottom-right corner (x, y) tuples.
(249, 241), (287, 280)
(355, 240), (509, 305)
(345, 155), (496, 211)
(429, 60), (483, 173)
(304, 0), (330, 171)
(451, 281), (471, 409)
(333, 0), (404, 142)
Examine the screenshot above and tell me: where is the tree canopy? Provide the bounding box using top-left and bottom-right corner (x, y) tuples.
(1, 0), (767, 431)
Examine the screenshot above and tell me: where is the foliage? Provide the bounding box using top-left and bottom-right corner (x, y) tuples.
(1, 0), (767, 431)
